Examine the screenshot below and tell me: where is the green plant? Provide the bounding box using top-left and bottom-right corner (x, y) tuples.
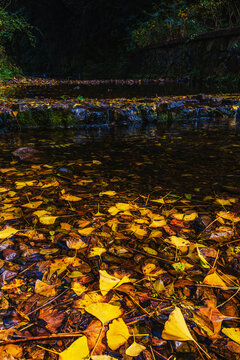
(0, 5), (35, 79)
(129, 0), (240, 49)
(0, 7), (35, 46)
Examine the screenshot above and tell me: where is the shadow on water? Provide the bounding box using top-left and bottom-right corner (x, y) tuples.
(1, 118), (240, 197)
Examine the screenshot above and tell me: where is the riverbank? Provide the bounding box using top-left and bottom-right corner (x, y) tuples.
(0, 77), (239, 131)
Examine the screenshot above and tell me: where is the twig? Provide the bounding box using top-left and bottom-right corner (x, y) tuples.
(0, 332), (83, 346)
(25, 288), (69, 317)
(125, 246), (173, 263)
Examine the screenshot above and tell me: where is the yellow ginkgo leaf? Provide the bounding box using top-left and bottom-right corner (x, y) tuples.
(99, 270), (131, 295)
(149, 219), (166, 228)
(143, 247), (158, 255)
(74, 293), (104, 309)
(0, 187), (9, 193)
(42, 180), (59, 188)
(99, 191), (117, 196)
(92, 356), (118, 360)
(0, 226), (18, 239)
(78, 227), (94, 236)
(183, 212), (198, 221)
(217, 211), (240, 223)
(172, 213), (184, 220)
(116, 203), (131, 211)
(59, 336), (89, 360)
(126, 342), (146, 356)
(66, 238), (87, 249)
(0, 168), (16, 173)
(107, 318), (130, 350)
(35, 280), (56, 297)
(33, 210), (49, 218)
(15, 180), (37, 189)
(39, 215), (57, 225)
(88, 247), (106, 257)
(60, 222), (72, 231)
(162, 307), (194, 341)
(22, 201), (43, 209)
(108, 206), (120, 216)
(129, 224), (147, 238)
(60, 194), (82, 201)
(151, 198), (165, 204)
(77, 219), (91, 228)
(2, 344), (23, 358)
(215, 198), (232, 206)
(85, 303), (123, 324)
(203, 272), (227, 288)
(167, 236), (191, 248)
(222, 327), (240, 344)
(71, 282), (87, 296)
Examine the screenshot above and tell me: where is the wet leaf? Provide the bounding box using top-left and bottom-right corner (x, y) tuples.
(39, 215), (57, 225)
(1, 344), (23, 358)
(35, 279), (56, 297)
(88, 247), (106, 257)
(0, 226), (18, 239)
(107, 318), (130, 350)
(85, 303), (123, 324)
(99, 191), (117, 196)
(22, 201), (43, 209)
(60, 194), (82, 201)
(99, 270), (131, 295)
(126, 342), (146, 356)
(162, 307), (194, 341)
(59, 336), (89, 360)
(222, 328), (240, 344)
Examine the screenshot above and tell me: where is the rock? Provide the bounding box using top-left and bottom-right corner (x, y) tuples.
(235, 104), (240, 121)
(12, 147), (40, 161)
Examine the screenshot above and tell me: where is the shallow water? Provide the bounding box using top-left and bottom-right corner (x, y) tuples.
(1, 119), (240, 197)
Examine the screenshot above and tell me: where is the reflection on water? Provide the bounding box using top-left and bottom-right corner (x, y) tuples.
(1, 120), (240, 197)
(6, 82), (231, 100)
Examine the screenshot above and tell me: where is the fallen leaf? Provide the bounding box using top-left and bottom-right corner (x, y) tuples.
(167, 235), (191, 248)
(39, 307), (65, 333)
(222, 328), (240, 345)
(78, 227), (94, 236)
(99, 270), (131, 295)
(162, 307), (194, 341)
(107, 318), (130, 350)
(88, 247), (106, 257)
(203, 272), (227, 288)
(84, 320), (106, 354)
(2, 344), (23, 358)
(99, 191), (117, 196)
(126, 342), (146, 356)
(85, 302), (123, 324)
(0, 226), (18, 239)
(59, 336), (89, 360)
(22, 201), (43, 209)
(39, 215), (57, 225)
(35, 279), (56, 297)
(60, 194), (82, 201)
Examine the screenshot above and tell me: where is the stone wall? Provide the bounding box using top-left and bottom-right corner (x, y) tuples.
(129, 27), (240, 77)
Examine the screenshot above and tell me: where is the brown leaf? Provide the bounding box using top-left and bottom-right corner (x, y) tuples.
(84, 320), (106, 354)
(39, 307), (65, 333)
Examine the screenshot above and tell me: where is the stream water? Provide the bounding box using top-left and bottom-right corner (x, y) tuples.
(1, 83), (240, 198)
(1, 119), (240, 198)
